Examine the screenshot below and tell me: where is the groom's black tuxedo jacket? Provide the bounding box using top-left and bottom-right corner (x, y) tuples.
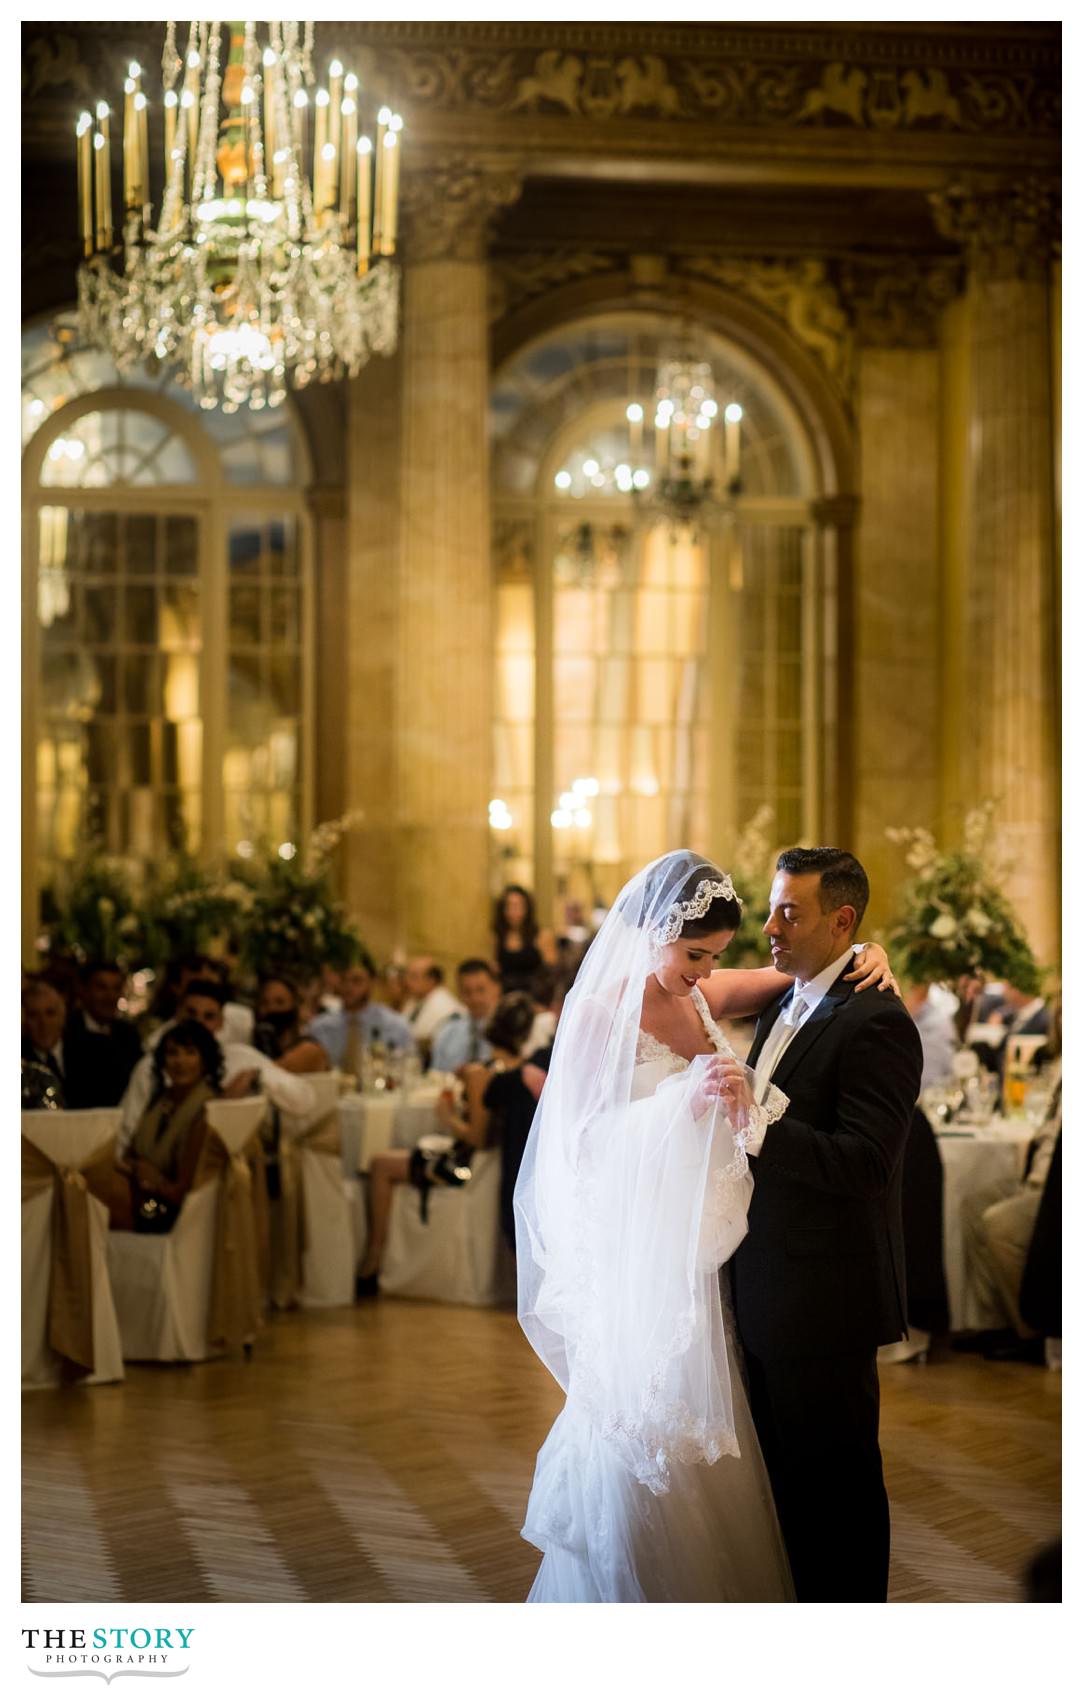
(731, 974), (923, 1361)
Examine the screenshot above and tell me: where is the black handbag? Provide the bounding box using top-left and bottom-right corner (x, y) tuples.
(132, 1190), (181, 1235)
(408, 1139), (474, 1224)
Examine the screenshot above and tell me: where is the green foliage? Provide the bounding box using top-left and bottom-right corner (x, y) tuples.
(886, 802), (1042, 996)
(37, 814), (368, 986)
(39, 851), (150, 969)
(728, 805), (776, 968)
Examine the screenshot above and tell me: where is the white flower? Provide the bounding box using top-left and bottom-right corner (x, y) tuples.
(119, 914), (140, 937)
(929, 913), (957, 939)
(965, 907), (992, 937)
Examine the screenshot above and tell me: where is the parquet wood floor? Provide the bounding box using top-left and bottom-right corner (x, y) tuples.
(22, 1303), (1060, 1604)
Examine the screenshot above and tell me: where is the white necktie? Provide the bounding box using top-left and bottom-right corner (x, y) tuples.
(754, 991), (808, 1102)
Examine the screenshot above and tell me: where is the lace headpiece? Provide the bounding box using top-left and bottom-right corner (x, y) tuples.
(650, 873), (742, 950)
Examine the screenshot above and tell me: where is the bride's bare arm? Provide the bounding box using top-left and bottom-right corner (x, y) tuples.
(702, 967), (792, 1021)
(703, 943), (899, 1020)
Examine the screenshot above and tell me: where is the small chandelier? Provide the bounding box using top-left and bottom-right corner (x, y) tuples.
(74, 20), (403, 411)
(551, 355), (745, 537)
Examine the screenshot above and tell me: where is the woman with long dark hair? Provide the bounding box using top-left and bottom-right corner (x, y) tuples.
(493, 885), (557, 994)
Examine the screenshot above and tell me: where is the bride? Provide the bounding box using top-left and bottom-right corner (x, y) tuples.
(513, 849), (895, 1602)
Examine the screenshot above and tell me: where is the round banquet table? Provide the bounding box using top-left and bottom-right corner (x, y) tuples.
(337, 1091), (442, 1175)
(936, 1122), (1033, 1330)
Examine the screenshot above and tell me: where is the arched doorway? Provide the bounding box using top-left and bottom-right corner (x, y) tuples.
(489, 307), (849, 917)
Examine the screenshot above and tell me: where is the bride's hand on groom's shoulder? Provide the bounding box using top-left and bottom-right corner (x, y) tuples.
(844, 942), (900, 996)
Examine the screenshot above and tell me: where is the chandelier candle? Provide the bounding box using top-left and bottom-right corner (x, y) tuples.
(340, 90), (357, 227)
(94, 103), (112, 250)
(76, 113), (94, 256)
(372, 105), (389, 251)
(357, 135), (373, 272)
(381, 127), (400, 255)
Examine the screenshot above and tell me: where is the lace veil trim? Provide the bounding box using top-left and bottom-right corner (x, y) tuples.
(649, 874), (742, 953)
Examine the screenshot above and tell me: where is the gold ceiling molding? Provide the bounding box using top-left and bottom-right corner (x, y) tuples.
(836, 258), (965, 349)
(401, 162), (524, 264)
(679, 256), (855, 402)
(930, 179), (1061, 282)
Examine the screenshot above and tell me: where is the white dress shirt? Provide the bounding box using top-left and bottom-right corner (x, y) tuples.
(402, 985), (466, 1045)
(118, 1040), (316, 1151)
(752, 946), (858, 1110)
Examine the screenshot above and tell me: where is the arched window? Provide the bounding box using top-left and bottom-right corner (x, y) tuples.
(491, 311), (834, 911)
(22, 315), (313, 943)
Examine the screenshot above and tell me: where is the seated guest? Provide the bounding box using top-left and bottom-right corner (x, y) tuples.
(958, 1040), (1062, 1363)
(316, 963), (343, 1015)
(104, 1021), (223, 1233)
(120, 979), (315, 1149)
(966, 980), (1049, 1079)
(22, 977), (69, 1107)
(485, 1031), (553, 1255)
(356, 993), (535, 1295)
(253, 975), (330, 1074)
(307, 955), (415, 1073)
(429, 958), (501, 1072)
(63, 959), (144, 1108)
(400, 957), (465, 1054)
(148, 954), (255, 1049)
(379, 960), (408, 1013)
(524, 965), (563, 1055)
(903, 981), (959, 1091)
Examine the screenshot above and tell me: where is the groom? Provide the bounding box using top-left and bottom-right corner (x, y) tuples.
(731, 846), (922, 1603)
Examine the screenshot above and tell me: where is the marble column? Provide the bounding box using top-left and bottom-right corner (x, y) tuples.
(392, 162), (521, 967)
(932, 182), (1060, 966)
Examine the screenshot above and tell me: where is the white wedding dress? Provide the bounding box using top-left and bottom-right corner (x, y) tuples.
(521, 986), (794, 1602)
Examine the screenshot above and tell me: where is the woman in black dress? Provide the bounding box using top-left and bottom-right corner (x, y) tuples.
(493, 885), (557, 993)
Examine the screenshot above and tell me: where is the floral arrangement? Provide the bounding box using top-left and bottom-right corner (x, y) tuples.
(885, 801), (1042, 995)
(728, 805), (776, 968)
(38, 851), (150, 968)
(142, 853), (254, 963)
(236, 812), (366, 981)
(36, 814), (369, 986)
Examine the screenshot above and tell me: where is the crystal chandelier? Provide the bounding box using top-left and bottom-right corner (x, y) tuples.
(552, 354), (744, 536)
(74, 21), (403, 411)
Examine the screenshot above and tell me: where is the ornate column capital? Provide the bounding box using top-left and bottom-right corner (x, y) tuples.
(929, 178), (1060, 283)
(836, 256), (964, 349)
(401, 159), (523, 263)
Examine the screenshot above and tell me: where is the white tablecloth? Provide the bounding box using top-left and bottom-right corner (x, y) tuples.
(936, 1123), (1032, 1330)
(338, 1092), (442, 1174)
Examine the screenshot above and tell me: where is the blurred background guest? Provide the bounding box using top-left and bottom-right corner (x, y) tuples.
(63, 959), (143, 1108)
(253, 975), (330, 1074)
(400, 956), (464, 1058)
(357, 992), (535, 1294)
(120, 978), (314, 1148)
(430, 958), (501, 1072)
(22, 977), (69, 1106)
(308, 953), (414, 1073)
(903, 981), (959, 1091)
(148, 953), (255, 1048)
(379, 960), (409, 1013)
(104, 1020), (223, 1233)
(492, 884), (556, 993)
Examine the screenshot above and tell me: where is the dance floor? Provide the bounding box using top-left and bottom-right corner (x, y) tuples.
(22, 1301), (1060, 1604)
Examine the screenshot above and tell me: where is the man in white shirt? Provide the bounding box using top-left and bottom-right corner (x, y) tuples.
(400, 957), (465, 1049)
(119, 978), (315, 1151)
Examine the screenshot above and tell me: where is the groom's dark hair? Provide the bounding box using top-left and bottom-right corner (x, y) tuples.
(776, 847), (869, 933)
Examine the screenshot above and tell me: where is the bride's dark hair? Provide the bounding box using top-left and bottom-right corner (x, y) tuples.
(642, 853), (742, 939)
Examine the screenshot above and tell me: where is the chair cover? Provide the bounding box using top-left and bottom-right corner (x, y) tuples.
(380, 1146), (515, 1307)
(22, 1108), (125, 1389)
(106, 1097), (267, 1361)
(273, 1075), (357, 1308)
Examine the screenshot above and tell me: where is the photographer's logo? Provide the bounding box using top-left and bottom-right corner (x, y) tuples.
(23, 1628), (193, 1683)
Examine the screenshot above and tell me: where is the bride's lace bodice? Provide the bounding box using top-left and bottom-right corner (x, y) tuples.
(634, 985), (789, 1140)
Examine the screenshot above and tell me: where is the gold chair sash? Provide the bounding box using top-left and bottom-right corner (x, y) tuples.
(197, 1131), (267, 1354)
(271, 1109), (342, 1311)
(21, 1135), (116, 1380)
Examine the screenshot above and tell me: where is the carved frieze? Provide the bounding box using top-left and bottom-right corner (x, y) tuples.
(930, 178), (1061, 281)
(488, 251), (622, 322)
(375, 41), (1059, 135)
(680, 256), (855, 400)
(836, 258), (965, 348)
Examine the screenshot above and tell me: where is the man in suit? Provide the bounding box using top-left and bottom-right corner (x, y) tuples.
(731, 846), (923, 1603)
(63, 960), (144, 1109)
(22, 977), (70, 1105)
